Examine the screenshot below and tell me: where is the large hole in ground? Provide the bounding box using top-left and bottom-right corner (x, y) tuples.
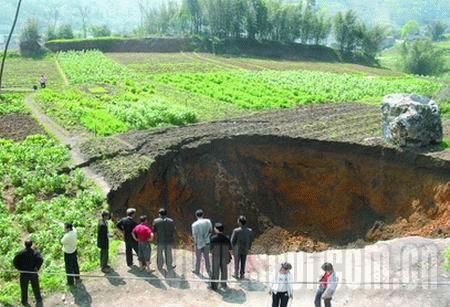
(109, 136), (450, 253)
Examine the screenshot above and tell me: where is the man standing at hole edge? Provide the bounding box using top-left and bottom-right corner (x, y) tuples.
(116, 208), (138, 267)
(210, 222), (232, 291)
(152, 208), (176, 271)
(97, 211), (112, 272)
(230, 215), (253, 279)
(191, 209), (212, 276)
(13, 240), (43, 306)
(61, 223), (81, 286)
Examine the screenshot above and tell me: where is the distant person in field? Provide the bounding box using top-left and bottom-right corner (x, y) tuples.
(61, 222), (81, 286)
(270, 262), (293, 307)
(97, 211), (111, 272)
(210, 222), (232, 291)
(152, 208), (176, 271)
(191, 209), (212, 276)
(315, 262), (338, 307)
(131, 215), (154, 272)
(116, 208), (138, 267)
(230, 215), (253, 279)
(39, 74), (47, 88)
(13, 240), (43, 306)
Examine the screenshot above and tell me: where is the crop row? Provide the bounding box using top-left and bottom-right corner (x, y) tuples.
(0, 94), (28, 116)
(154, 71), (443, 110)
(57, 50), (131, 85)
(36, 86), (197, 136)
(0, 135), (107, 305)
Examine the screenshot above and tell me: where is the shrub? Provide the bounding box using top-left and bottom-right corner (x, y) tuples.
(90, 25), (112, 37)
(19, 19), (42, 56)
(58, 24), (74, 39)
(400, 39), (447, 76)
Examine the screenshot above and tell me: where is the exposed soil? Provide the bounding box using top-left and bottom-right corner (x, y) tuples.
(77, 104), (450, 253)
(0, 113), (46, 141)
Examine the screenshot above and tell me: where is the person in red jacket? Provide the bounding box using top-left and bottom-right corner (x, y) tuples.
(132, 215), (154, 272)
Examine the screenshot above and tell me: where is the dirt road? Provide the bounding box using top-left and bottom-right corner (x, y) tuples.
(43, 237), (450, 307)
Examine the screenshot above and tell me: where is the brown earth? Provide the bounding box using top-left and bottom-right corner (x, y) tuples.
(0, 113), (46, 141)
(78, 104), (450, 253)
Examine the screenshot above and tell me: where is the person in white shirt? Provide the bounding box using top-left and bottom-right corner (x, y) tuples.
(61, 223), (80, 286)
(191, 209), (212, 276)
(270, 262), (294, 307)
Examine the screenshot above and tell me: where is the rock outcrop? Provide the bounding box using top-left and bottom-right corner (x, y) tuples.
(381, 94), (443, 147)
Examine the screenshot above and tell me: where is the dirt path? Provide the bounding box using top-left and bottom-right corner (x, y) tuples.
(23, 94), (111, 194)
(43, 237), (450, 307)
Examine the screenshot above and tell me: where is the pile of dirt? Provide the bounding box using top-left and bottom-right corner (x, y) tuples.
(0, 114), (46, 141)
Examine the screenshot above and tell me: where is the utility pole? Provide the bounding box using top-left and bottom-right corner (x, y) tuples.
(0, 0), (23, 92)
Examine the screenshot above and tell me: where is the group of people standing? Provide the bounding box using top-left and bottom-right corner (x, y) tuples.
(12, 207), (338, 307)
(115, 208), (254, 292)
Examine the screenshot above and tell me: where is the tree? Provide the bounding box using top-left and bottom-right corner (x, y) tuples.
(358, 24), (386, 60)
(182, 0), (202, 34)
(427, 21), (447, 41)
(58, 24), (74, 39)
(311, 12), (332, 45)
(78, 5), (90, 38)
(19, 19), (42, 56)
(90, 25), (112, 37)
(400, 39), (446, 75)
(334, 10), (360, 55)
(0, 0), (22, 91)
(401, 20), (420, 39)
(46, 26), (58, 41)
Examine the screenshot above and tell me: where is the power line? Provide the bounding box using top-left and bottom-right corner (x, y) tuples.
(2, 269), (449, 287)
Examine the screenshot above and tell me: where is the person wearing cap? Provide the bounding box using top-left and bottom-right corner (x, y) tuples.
(132, 215), (154, 272)
(152, 208), (176, 271)
(61, 223), (81, 286)
(13, 240), (43, 306)
(270, 262), (294, 307)
(117, 208), (138, 266)
(191, 209), (212, 275)
(314, 262), (338, 307)
(209, 222), (232, 290)
(97, 211), (111, 272)
(230, 215), (253, 279)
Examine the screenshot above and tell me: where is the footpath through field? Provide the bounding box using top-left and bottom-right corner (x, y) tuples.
(23, 94), (125, 194)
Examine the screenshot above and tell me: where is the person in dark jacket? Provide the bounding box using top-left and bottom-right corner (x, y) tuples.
(13, 240), (43, 306)
(116, 208), (138, 266)
(230, 215), (253, 279)
(152, 208), (176, 271)
(97, 211), (111, 272)
(209, 223), (232, 291)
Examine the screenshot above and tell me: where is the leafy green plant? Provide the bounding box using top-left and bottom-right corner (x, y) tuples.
(0, 135), (109, 305)
(0, 94), (27, 115)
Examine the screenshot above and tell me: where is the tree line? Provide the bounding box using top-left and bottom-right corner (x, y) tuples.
(137, 0), (386, 62)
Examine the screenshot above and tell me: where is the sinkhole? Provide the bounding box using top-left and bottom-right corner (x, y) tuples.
(108, 136), (450, 253)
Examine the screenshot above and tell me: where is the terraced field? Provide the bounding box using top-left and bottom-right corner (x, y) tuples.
(1, 57), (66, 89)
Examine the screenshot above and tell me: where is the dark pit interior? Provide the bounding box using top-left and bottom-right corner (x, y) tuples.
(109, 136), (450, 252)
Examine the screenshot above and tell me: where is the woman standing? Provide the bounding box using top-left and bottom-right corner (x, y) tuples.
(315, 262), (338, 307)
(270, 262), (293, 307)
